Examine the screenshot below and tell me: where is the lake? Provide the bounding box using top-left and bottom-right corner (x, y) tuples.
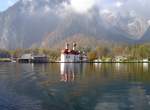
(0, 63), (150, 110)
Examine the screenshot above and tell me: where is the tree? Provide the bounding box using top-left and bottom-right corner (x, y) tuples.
(87, 51), (97, 61)
(13, 48), (23, 58)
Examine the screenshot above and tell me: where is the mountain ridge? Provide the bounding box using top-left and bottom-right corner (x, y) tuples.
(0, 0), (149, 49)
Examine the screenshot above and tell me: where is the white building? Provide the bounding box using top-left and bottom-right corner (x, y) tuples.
(142, 58), (149, 62)
(60, 43), (82, 62)
(114, 56), (127, 62)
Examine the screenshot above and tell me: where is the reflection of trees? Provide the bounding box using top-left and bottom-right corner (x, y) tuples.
(91, 63), (150, 82)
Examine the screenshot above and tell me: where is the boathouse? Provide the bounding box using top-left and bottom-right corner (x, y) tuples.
(33, 55), (49, 63)
(18, 54), (49, 63)
(18, 54), (33, 63)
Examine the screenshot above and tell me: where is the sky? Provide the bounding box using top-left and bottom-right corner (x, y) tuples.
(0, 0), (18, 12)
(70, 0), (124, 13)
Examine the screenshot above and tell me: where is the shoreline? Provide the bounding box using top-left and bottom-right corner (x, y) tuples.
(0, 58), (149, 63)
(0, 61), (150, 63)
(54, 61), (150, 63)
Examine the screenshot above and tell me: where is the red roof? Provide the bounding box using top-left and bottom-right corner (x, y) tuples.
(70, 50), (80, 55)
(61, 49), (69, 54)
(61, 49), (80, 55)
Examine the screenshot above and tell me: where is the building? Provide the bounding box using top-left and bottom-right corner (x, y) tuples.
(33, 55), (49, 63)
(142, 58), (150, 62)
(18, 54), (49, 63)
(114, 56), (127, 62)
(18, 54), (33, 63)
(80, 52), (88, 62)
(60, 43), (86, 63)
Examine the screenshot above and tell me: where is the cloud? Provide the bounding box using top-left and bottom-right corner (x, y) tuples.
(29, 4), (35, 14)
(70, 0), (96, 13)
(8, 0), (17, 7)
(100, 9), (111, 14)
(148, 20), (150, 26)
(8, 1), (13, 6)
(115, 1), (123, 8)
(129, 10), (137, 17)
(137, 0), (147, 6)
(44, 5), (50, 13)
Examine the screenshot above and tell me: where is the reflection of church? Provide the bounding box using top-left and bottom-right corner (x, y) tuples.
(60, 63), (81, 82)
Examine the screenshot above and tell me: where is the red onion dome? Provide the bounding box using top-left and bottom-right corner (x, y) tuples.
(61, 49), (70, 54)
(70, 50), (80, 55)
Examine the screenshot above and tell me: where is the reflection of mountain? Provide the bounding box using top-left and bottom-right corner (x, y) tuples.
(60, 63), (82, 82)
(0, 80), (42, 110)
(128, 86), (149, 110)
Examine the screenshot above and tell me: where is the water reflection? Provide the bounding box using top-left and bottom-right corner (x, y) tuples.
(94, 63), (101, 70)
(95, 102), (119, 110)
(0, 63), (150, 110)
(128, 85), (149, 110)
(143, 63), (149, 71)
(0, 80), (42, 110)
(60, 63), (82, 82)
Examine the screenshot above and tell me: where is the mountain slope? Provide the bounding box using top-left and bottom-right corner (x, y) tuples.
(0, 0), (62, 49)
(0, 0), (150, 49)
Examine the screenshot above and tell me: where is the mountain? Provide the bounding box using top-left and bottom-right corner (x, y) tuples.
(140, 27), (150, 43)
(0, 0), (63, 49)
(0, 0), (150, 49)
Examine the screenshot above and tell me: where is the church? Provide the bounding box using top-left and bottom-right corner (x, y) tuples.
(60, 43), (81, 63)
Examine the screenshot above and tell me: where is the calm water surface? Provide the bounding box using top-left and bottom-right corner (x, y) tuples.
(0, 63), (150, 110)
